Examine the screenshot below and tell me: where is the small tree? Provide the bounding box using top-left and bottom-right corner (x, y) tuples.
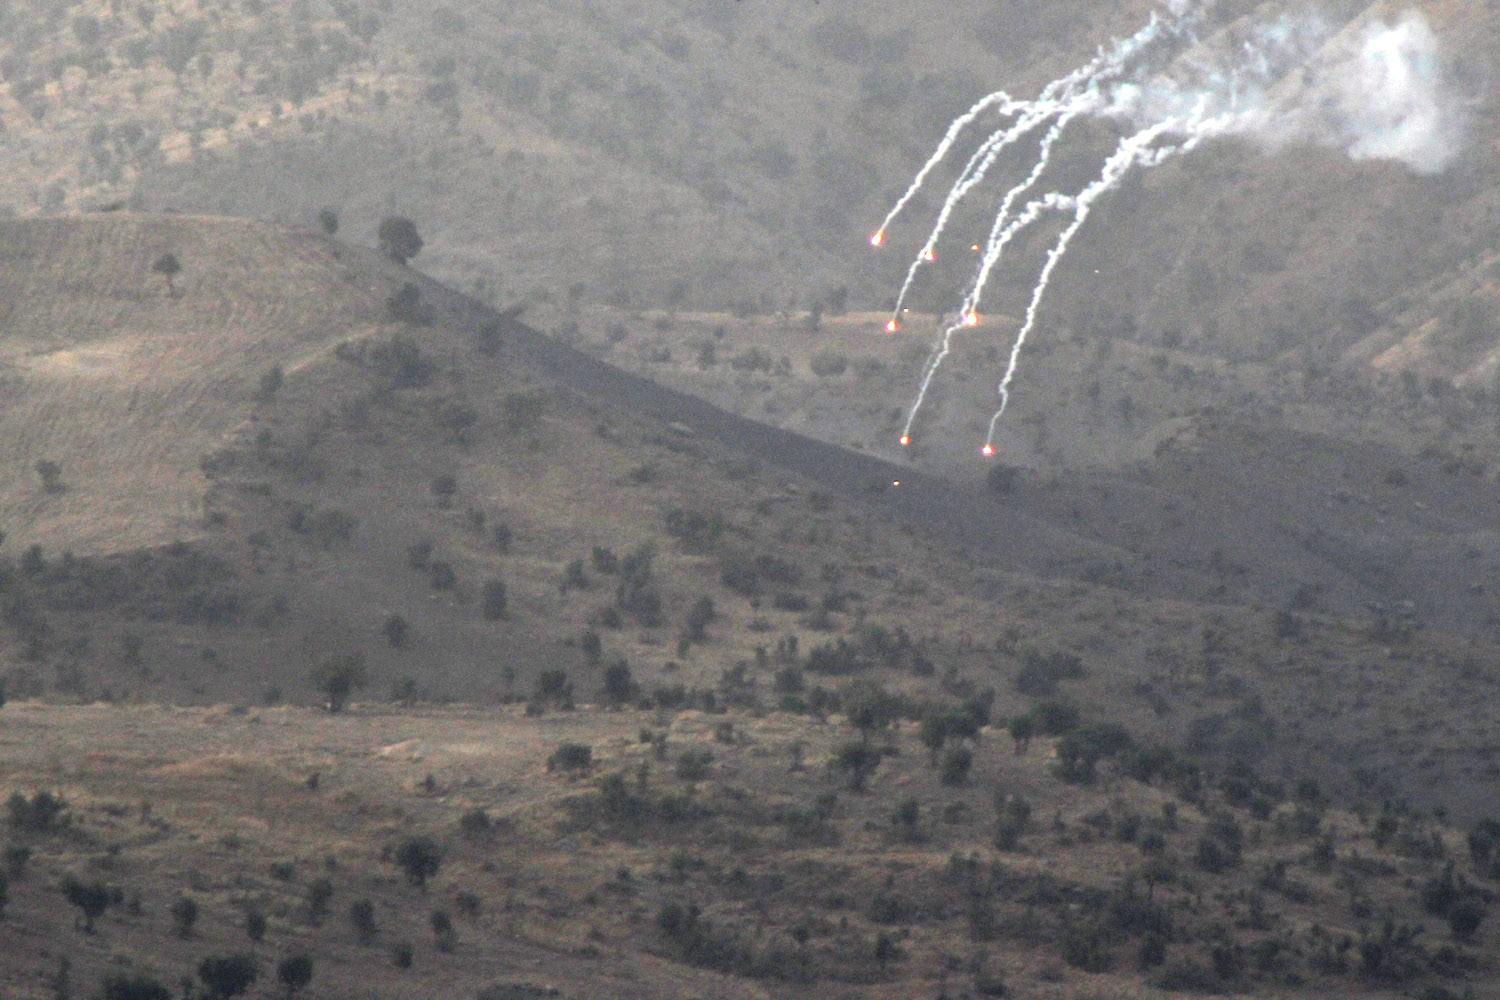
(152, 253), (181, 295)
(244, 907), (267, 943)
(940, 746), (973, 786)
(919, 713), (950, 761)
(1449, 898), (1487, 942)
(99, 974), (171, 1000)
(317, 208), (339, 236)
(430, 474), (458, 507)
(377, 217), (423, 264)
(61, 875), (111, 933)
(844, 685), (898, 743)
(171, 894), (199, 938)
(548, 742), (592, 773)
(831, 741), (881, 792)
(428, 561), (457, 590)
(387, 282), (433, 325)
(20, 544), (44, 576)
(9, 790), (67, 832)
(307, 878), (333, 923)
(994, 795), (1032, 850)
(197, 954), (258, 1000)
(533, 670), (574, 711)
(682, 596), (716, 644)
(349, 898), (378, 945)
(257, 365), (284, 401)
(35, 460), (64, 494)
(580, 628), (603, 665)
(312, 653), (367, 713)
(474, 320), (503, 355)
(892, 798), (920, 841)
(394, 836), (443, 888)
(1008, 714), (1036, 754)
(481, 578), (507, 620)
(383, 613), (409, 648)
(430, 909), (456, 951)
(603, 660), (635, 706)
(276, 953), (313, 997)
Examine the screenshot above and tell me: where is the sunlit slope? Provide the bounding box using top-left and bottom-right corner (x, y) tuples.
(0, 214), (388, 554)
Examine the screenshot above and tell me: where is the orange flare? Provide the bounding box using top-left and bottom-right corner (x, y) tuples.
(962, 311), (980, 327)
(981, 444), (995, 457)
(885, 319), (901, 334)
(899, 435), (911, 447)
(922, 249), (936, 262)
(971, 243), (982, 252)
(870, 231), (886, 248)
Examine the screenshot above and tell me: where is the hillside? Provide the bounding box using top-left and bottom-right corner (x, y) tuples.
(3, 211), (1500, 995)
(1, 0), (1498, 385)
(0, 212), (1498, 819)
(0, 213), (390, 554)
(6, 2), (1500, 996)
(2, 700), (1498, 1000)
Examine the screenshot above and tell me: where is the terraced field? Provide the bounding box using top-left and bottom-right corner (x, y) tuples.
(0, 214), (388, 553)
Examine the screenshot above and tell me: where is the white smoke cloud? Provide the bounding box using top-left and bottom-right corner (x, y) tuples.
(1321, 13), (1463, 174)
(1101, 8), (1465, 175)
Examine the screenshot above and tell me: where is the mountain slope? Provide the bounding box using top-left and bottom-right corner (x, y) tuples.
(3, 213), (1500, 829)
(0, 213), (387, 553)
(2, 0), (1498, 381)
(4, 699), (1496, 1000)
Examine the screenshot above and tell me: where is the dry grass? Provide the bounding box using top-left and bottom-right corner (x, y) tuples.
(2, 699), (1492, 999)
(0, 214), (384, 553)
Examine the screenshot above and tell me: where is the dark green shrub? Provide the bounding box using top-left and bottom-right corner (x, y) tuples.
(99, 974), (171, 1000)
(197, 953), (258, 999)
(994, 795), (1032, 851)
(311, 653), (367, 713)
(171, 894), (199, 938)
(8, 791), (67, 832)
(481, 578), (507, 620)
(676, 748), (714, 781)
(940, 746), (973, 786)
(276, 953), (313, 996)
(349, 898), (378, 944)
(394, 837), (443, 887)
(548, 743), (593, 774)
(62, 875), (112, 932)
(831, 741), (881, 791)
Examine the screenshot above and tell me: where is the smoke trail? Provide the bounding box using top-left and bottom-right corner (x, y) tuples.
(887, 107), (1058, 324)
(899, 112), (1081, 440)
(983, 113), (1236, 449)
(873, 2), (1463, 457)
(881, 6), (1194, 326)
(871, 91), (1022, 247)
